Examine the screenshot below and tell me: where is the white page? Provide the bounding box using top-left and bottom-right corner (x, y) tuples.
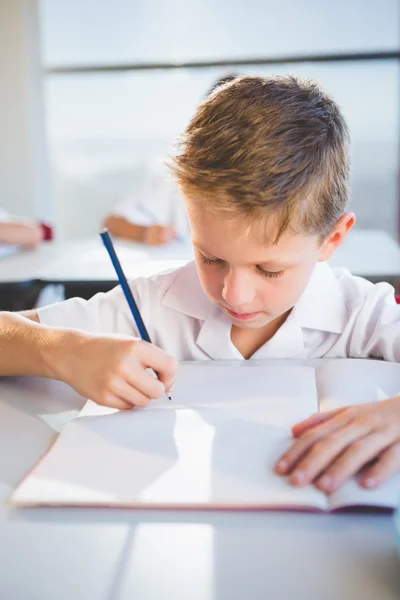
(11, 365), (328, 510)
(315, 359), (400, 511)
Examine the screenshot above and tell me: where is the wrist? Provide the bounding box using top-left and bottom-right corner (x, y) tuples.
(39, 328), (83, 384)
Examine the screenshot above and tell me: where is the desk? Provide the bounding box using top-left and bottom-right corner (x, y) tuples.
(37, 229), (400, 286)
(0, 238), (192, 305)
(0, 230), (398, 286)
(37, 237), (193, 285)
(0, 243), (56, 284)
(0, 230), (399, 305)
(0, 243), (58, 310)
(1, 360), (399, 600)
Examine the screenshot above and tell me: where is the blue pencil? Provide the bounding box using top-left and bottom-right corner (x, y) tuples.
(100, 228), (171, 400)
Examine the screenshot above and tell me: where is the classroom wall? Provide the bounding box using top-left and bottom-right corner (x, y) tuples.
(2, 1), (400, 240)
(39, 0), (400, 241)
(0, 0), (52, 221)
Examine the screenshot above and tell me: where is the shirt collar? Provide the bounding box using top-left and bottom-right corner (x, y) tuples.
(293, 261), (347, 334)
(162, 260), (214, 320)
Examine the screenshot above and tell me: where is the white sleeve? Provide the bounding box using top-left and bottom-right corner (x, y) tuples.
(37, 277), (151, 337)
(348, 281), (400, 362)
(112, 195), (154, 227)
(112, 171), (170, 226)
(112, 172), (190, 242)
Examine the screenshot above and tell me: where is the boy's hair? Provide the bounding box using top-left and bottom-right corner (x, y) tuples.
(206, 73), (239, 97)
(169, 75), (350, 241)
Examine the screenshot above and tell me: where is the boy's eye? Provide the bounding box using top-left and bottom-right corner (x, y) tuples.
(256, 266), (284, 279)
(200, 255), (222, 266)
(200, 254), (284, 278)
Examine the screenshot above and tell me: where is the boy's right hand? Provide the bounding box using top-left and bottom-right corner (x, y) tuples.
(53, 332), (178, 410)
(143, 224), (176, 246)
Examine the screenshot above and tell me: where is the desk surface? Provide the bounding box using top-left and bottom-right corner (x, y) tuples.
(1, 360), (399, 600)
(38, 237), (193, 284)
(0, 229), (399, 285)
(0, 238), (193, 284)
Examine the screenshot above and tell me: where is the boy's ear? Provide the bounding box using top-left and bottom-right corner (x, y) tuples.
(318, 212), (356, 262)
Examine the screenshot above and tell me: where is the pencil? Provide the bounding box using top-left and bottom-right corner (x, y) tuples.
(100, 228), (171, 401)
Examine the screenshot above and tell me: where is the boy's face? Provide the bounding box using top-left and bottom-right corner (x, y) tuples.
(185, 199), (354, 330)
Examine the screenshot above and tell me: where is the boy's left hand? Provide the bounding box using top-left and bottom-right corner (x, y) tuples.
(275, 396), (400, 493)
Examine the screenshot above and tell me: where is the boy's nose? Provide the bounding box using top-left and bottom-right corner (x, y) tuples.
(221, 270), (256, 308)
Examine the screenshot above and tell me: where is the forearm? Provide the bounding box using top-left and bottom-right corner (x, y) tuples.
(103, 214), (147, 242)
(0, 312), (77, 381)
(0, 221), (42, 246)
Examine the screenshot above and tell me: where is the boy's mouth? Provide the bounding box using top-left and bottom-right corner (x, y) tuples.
(225, 307), (261, 321)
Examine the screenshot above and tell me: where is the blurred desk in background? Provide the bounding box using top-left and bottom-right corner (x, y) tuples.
(0, 230), (398, 307)
(37, 237), (193, 299)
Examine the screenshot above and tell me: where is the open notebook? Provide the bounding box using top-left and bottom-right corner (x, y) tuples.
(11, 359), (400, 511)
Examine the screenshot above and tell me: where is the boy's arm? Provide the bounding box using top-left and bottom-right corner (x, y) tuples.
(0, 311), (177, 409)
(0, 311), (63, 378)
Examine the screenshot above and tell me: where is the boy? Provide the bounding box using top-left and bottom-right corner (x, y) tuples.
(4, 75), (400, 493)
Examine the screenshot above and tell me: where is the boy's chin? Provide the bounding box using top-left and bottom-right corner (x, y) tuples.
(230, 314), (273, 330)
(230, 310), (290, 331)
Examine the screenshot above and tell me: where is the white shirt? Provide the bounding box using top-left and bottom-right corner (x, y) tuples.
(114, 170), (191, 243)
(37, 261), (400, 362)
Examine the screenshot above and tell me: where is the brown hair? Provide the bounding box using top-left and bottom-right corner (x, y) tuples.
(169, 75), (350, 241)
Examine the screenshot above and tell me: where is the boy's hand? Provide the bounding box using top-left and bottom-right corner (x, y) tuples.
(274, 396), (400, 493)
(143, 225), (176, 246)
(52, 332), (177, 410)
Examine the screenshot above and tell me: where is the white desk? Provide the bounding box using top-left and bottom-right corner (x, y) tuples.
(0, 238), (193, 285)
(0, 242), (57, 284)
(0, 229), (398, 287)
(37, 237), (193, 284)
(1, 360), (399, 600)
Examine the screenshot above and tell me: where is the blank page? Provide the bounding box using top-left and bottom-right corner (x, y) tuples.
(11, 365), (327, 510)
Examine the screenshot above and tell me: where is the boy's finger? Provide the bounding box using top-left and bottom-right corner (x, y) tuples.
(359, 441), (400, 490)
(291, 408), (346, 437)
(125, 367), (166, 400)
(275, 411), (352, 474)
(162, 377), (175, 393)
(136, 341), (178, 378)
(315, 431), (394, 493)
(111, 378), (152, 407)
(287, 420), (375, 486)
(98, 393), (133, 411)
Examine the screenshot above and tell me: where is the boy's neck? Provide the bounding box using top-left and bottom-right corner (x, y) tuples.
(230, 311), (290, 359)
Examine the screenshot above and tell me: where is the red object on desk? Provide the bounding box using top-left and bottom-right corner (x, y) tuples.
(39, 222), (53, 241)
(396, 295), (400, 304)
